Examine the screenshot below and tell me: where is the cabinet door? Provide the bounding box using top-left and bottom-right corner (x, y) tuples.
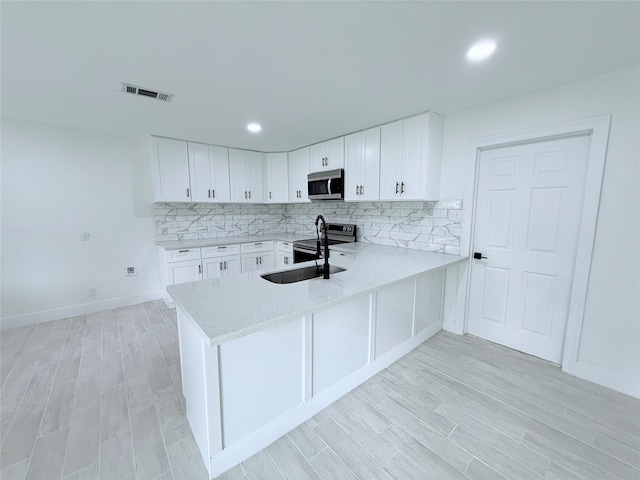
(401, 114), (430, 200)
(202, 258), (224, 280)
(229, 149), (248, 202)
(168, 260), (202, 285)
(150, 137), (191, 202)
(360, 127), (381, 201)
(309, 142), (326, 173)
(188, 142), (213, 202)
(246, 151), (264, 202)
(310, 138), (344, 171)
(276, 252), (293, 267)
(343, 132), (362, 202)
(379, 120), (403, 201)
(259, 254), (274, 271)
(210, 145), (231, 203)
(223, 256), (241, 276)
(288, 147), (310, 203)
(325, 137), (344, 170)
(264, 153), (289, 203)
(242, 254), (258, 272)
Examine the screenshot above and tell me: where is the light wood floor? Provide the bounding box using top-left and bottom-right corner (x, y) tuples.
(1, 301), (638, 480)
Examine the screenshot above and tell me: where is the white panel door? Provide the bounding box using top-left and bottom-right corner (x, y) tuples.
(468, 135), (590, 363)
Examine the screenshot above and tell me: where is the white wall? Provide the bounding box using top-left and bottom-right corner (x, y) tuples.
(1, 119), (162, 326)
(441, 65), (640, 396)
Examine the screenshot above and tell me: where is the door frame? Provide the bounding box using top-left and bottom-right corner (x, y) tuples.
(455, 115), (611, 374)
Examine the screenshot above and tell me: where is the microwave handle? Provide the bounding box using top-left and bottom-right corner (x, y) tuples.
(328, 178), (332, 195)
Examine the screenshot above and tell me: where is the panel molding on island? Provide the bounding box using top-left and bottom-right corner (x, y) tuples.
(176, 268), (445, 478)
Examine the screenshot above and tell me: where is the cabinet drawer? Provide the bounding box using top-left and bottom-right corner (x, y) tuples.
(201, 244), (240, 258)
(276, 241), (293, 252)
(241, 241), (274, 254)
(167, 248), (200, 263)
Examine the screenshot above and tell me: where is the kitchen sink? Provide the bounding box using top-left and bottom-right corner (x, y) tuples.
(261, 265), (347, 284)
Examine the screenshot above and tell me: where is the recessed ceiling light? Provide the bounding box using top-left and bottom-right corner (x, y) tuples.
(466, 41), (497, 61)
(247, 123), (261, 133)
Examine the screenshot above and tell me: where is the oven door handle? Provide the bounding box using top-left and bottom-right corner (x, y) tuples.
(327, 178), (332, 195)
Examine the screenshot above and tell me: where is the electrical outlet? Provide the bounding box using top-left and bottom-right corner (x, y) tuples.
(88, 288), (97, 297)
(82, 233), (91, 241)
(125, 266), (136, 276)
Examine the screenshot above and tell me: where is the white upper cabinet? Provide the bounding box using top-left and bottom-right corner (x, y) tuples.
(229, 149), (264, 203)
(344, 127), (381, 202)
(150, 137), (192, 202)
(379, 112), (443, 201)
(309, 137), (344, 172)
(288, 147), (310, 203)
(188, 142), (231, 203)
(264, 153), (289, 203)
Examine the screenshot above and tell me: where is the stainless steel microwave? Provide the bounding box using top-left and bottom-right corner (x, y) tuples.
(307, 168), (345, 201)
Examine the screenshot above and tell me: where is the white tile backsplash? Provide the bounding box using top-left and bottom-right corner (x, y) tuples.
(154, 200), (462, 255)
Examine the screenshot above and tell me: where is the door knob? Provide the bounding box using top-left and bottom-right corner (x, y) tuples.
(473, 252), (487, 260)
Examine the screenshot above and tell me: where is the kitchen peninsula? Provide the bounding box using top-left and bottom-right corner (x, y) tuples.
(168, 243), (466, 478)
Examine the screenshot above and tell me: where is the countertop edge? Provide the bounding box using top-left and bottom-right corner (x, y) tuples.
(170, 254), (467, 347)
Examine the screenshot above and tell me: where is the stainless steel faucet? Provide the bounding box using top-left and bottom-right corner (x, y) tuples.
(314, 215), (330, 279)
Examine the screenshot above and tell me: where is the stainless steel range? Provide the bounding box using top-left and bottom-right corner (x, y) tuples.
(292, 223), (357, 264)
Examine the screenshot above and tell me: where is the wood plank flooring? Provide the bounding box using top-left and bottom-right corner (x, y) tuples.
(1, 301), (638, 479)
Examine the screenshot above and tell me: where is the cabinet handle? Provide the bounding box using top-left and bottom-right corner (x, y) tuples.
(255, 257), (258, 265)
(212, 189), (215, 198)
(218, 246), (226, 249)
(361, 185), (364, 195)
(401, 182), (405, 194)
(245, 191), (247, 199)
(255, 242), (262, 246)
(186, 188), (190, 198)
(249, 190), (251, 199)
(178, 249), (189, 253)
(269, 191), (272, 199)
(224, 261), (227, 269)
(395, 182), (399, 194)
(198, 264), (202, 274)
(208, 189), (211, 198)
(220, 262), (223, 271)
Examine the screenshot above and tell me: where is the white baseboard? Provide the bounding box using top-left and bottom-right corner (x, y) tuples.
(574, 361), (640, 399)
(0, 291), (164, 330)
(205, 321), (442, 478)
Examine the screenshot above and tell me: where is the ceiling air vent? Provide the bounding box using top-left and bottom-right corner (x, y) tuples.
(121, 83), (173, 102)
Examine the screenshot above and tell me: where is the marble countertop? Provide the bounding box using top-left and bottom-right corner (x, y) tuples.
(156, 233), (312, 250)
(168, 243), (468, 346)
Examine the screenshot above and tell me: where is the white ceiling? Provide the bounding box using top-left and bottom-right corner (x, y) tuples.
(2, 1), (638, 152)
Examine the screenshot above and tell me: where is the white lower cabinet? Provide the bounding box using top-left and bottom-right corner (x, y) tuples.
(241, 241), (274, 273)
(276, 241), (294, 267)
(203, 257), (241, 279)
(168, 259), (202, 285)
